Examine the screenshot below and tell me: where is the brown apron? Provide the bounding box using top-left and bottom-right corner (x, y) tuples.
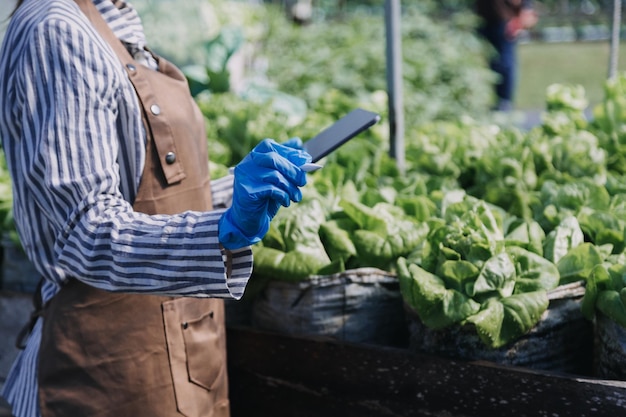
(37, 1), (230, 416)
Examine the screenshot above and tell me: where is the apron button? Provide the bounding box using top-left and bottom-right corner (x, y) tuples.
(165, 152), (176, 164)
(150, 104), (161, 115)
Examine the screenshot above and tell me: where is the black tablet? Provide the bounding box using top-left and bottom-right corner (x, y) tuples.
(303, 108), (381, 163)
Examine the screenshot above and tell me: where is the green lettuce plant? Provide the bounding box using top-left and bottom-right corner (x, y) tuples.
(398, 196), (560, 348)
(582, 263), (626, 327)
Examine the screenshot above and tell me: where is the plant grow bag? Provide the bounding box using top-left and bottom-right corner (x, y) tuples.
(250, 267), (407, 347)
(593, 313), (626, 380)
(404, 281), (593, 375)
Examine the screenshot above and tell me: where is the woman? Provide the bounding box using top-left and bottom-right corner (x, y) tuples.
(474, 0), (537, 111)
(0, 0), (311, 416)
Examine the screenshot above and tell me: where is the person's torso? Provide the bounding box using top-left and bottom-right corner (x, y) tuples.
(0, 0), (148, 295)
(35, 1), (227, 415)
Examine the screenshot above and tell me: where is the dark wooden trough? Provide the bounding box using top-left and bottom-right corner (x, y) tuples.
(226, 326), (626, 417)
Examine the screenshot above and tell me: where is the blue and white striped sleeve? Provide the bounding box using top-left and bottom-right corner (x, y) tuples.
(20, 16), (252, 299)
(211, 174), (234, 209)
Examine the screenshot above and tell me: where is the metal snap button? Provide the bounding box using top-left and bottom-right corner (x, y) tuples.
(150, 104), (161, 115)
(126, 63), (136, 72)
(182, 322), (188, 330)
(165, 152), (176, 164)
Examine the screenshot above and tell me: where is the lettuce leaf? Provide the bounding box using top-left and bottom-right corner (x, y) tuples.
(582, 263), (626, 323)
(577, 207), (625, 253)
(543, 216), (585, 263)
(340, 200), (428, 269)
(507, 246), (560, 293)
(465, 291), (549, 348)
(581, 264), (610, 320)
(252, 246), (330, 281)
(557, 242), (604, 284)
(318, 218), (358, 263)
(596, 291), (626, 328)
(467, 252), (516, 300)
(438, 260), (480, 293)
(397, 258), (480, 330)
(253, 199), (331, 280)
(505, 218), (546, 256)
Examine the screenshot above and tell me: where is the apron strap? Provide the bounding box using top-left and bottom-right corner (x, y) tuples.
(73, 0), (187, 184)
(15, 277), (46, 349)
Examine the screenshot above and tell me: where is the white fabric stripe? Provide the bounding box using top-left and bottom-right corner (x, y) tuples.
(2, 319), (43, 417)
(0, 1), (253, 416)
(211, 174), (235, 208)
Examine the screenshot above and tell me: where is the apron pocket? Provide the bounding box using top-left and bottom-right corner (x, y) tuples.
(162, 298), (227, 417)
(182, 309), (225, 390)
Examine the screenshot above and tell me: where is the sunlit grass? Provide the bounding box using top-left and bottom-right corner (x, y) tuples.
(516, 41), (626, 111)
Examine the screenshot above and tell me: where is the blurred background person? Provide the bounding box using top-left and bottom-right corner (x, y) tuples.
(475, 0), (538, 111)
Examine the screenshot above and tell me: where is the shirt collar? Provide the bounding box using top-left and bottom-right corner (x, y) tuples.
(92, 0), (147, 51)
(92, 0), (157, 69)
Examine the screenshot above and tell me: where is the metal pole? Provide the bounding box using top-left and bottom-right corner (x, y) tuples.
(384, 0), (405, 173)
(608, 0), (622, 79)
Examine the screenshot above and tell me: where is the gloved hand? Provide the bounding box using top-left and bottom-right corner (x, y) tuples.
(219, 138), (312, 250)
(282, 136), (304, 149)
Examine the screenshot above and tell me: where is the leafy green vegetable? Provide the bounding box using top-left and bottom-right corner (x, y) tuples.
(252, 200), (331, 280)
(596, 291), (626, 328)
(439, 260), (479, 293)
(318, 218), (358, 264)
(467, 252), (516, 300)
(557, 242), (605, 285)
(581, 263), (626, 326)
(543, 216), (585, 264)
(397, 257), (480, 330)
(399, 196), (560, 347)
(581, 264), (611, 320)
(260, 7), (494, 126)
(592, 74), (626, 175)
(339, 200), (428, 270)
(505, 218), (545, 256)
(183, 26), (244, 95)
(465, 291), (549, 348)
(577, 206), (625, 254)
(507, 246), (560, 294)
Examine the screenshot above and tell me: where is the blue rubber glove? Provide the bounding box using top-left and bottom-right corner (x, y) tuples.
(219, 138), (312, 250)
(282, 136), (304, 149)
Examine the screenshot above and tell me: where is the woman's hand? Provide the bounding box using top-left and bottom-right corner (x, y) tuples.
(218, 138), (312, 250)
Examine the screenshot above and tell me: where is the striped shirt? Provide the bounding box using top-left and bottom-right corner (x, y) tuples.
(0, 1), (253, 416)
